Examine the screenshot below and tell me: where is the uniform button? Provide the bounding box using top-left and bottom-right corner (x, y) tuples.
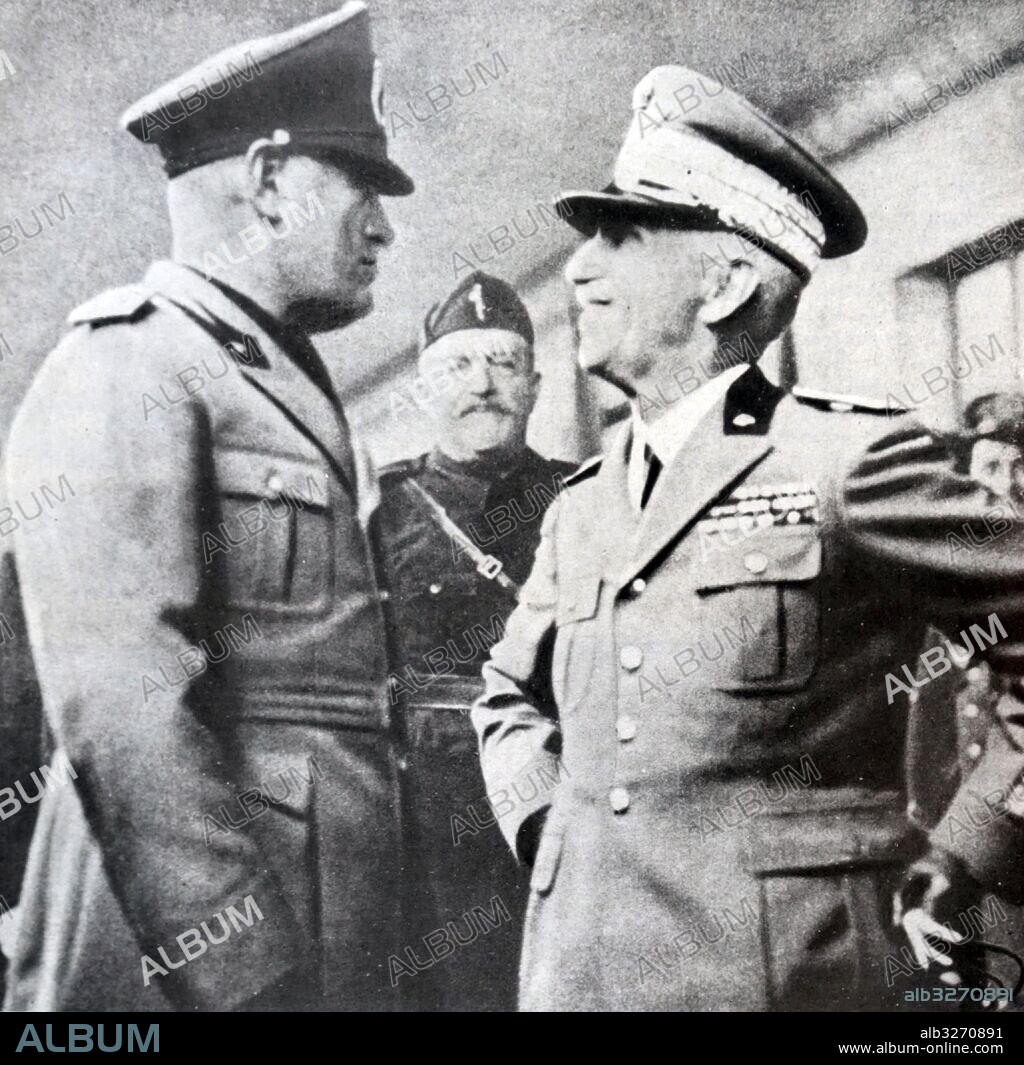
(907, 689), (920, 707)
(616, 717), (638, 742)
(966, 742), (983, 760)
(396, 756), (408, 772)
(966, 667), (984, 684)
(266, 472), (285, 493)
(907, 800), (921, 819)
(609, 786), (630, 813)
(619, 645), (644, 671)
(629, 578), (646, 597)
(962, 702), (980, 719)
(429, 583), (442, 595)
(743, 551), (769, 574)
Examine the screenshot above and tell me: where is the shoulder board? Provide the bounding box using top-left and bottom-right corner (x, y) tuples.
(792, 385), (906, 416)
(68, 285), (155, 327)
(563, 454), (602, 486)
(378, 454), (428, 481)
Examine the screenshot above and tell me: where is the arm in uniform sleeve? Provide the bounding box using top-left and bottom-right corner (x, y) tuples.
(6, 323), (304, 1009)
(472, 498), (564, 863)
(929, 687), (1024, 902)
(841, 419), (1024, 900)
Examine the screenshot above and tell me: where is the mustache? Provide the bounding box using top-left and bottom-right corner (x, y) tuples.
(459, 401), (512, 417)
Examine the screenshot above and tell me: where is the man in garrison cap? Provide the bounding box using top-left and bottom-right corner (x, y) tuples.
(3, 3), (412, 1012)
(376, 271), (575, 1010)
(963, 392), (1024, 504)
(472, 66), (1024, 1011)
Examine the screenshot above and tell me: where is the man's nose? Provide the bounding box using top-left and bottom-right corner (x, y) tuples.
(463, 356), (495, 394)
(365, 196), (394, 247)
(564, 234), (605, 289)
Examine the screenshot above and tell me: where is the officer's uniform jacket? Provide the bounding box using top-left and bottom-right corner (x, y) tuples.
(473, 364), (1024, 1012)
(3, 260), (402, 1012)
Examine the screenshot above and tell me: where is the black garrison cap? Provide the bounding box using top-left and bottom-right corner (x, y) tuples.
(421, 272), (535, 352)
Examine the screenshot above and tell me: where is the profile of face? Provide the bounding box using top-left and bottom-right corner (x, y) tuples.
(260, 153), (394, 333)
(418, 328), (540, 463)
(564, 219), (711, 389)
(969, 437), (1024, 502)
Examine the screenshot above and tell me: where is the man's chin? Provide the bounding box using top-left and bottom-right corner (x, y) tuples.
(577, 339), (613, 376)
(460, 419), (521, 455)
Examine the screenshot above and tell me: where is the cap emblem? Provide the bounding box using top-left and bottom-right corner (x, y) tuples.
(468, 283), (488, 322)
(371, 57), (386, 127)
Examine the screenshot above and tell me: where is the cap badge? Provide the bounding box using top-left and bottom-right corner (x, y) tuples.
(468, 283), (488, 322)
(371, 57), (386, 127)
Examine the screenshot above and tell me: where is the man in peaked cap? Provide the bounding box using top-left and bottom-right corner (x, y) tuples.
(3, 3), (412, 1012)
(472, 65), (1024, 1011)
(377, 271), (575, 1010)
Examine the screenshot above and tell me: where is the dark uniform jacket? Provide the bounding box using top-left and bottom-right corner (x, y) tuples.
(3, 260), (402, 1012)
(473, 365), (1024, 1012)
(377, 446), (574, 1010)
(379, 448), (576, 704)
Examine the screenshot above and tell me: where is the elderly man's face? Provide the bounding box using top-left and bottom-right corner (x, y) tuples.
(418, 328), (540, 462)
(969, 438), (1024, 501)
(564, 219), (710, 390)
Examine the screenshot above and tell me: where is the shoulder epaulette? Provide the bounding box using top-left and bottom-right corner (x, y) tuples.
(68, 285), (155, 327)
(378, 454), (428, 481)
(563, 454), (602, 486)
(792, 385), (907, 416)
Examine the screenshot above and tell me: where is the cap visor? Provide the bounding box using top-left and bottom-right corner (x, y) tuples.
(555, 188), (722, 236)
(322, 149), (414, 196)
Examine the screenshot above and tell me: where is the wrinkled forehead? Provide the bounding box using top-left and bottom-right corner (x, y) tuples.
(418, 328), (532, 372)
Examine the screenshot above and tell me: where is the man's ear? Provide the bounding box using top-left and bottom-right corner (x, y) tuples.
(243, 138), (288, 222)
(698, 258), (760, 327)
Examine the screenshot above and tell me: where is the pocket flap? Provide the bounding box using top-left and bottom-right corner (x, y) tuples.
(529, 811), (566, 896)
(740, 801), (909, 874)
(215, 448), (330, 505)
(697, 525), (821, 592)
(556, 576), (602, 625)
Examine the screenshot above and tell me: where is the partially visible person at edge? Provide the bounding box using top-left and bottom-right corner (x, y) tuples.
(906, 391), (1024, 1009)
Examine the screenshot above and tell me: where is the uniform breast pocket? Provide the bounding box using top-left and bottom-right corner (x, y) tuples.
(210, 447), (333, 613)
(552, 575), (602, 714)
(694, 525), (821, 692)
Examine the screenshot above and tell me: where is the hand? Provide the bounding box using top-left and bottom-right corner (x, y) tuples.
(894, 854), (975, 980)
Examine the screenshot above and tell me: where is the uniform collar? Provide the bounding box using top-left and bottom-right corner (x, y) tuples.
(628, 364), (745, 511)
(632, 364), (746, 466)
(427, 445), (543, 484)
(142, 259), (358, 495)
